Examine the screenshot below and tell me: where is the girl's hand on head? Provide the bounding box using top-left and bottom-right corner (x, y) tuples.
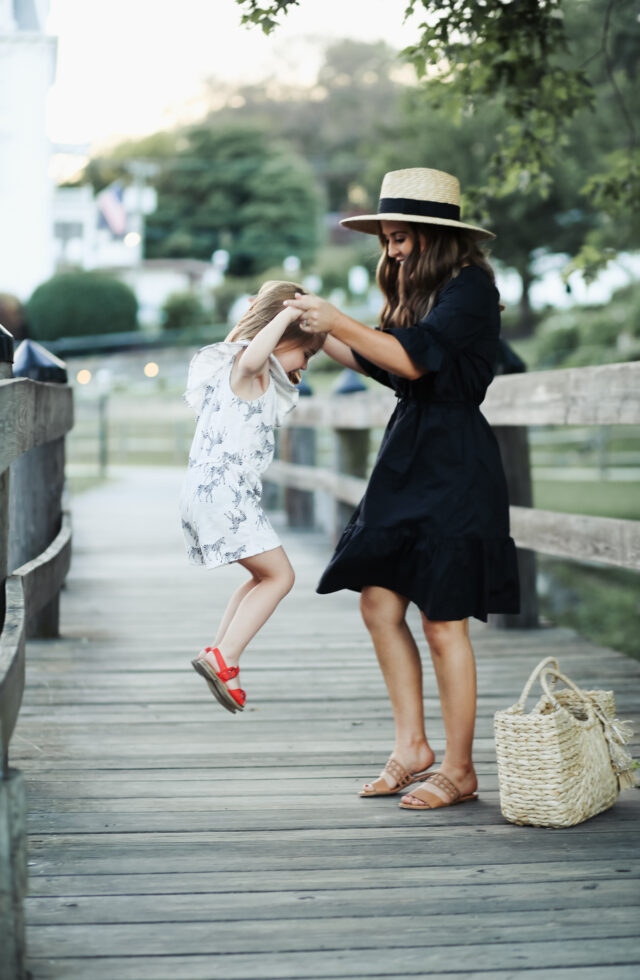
(284, 293), (336, 334)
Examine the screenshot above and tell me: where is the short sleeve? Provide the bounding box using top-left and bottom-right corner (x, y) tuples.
(183, 341), (240, 415)
(386, 267), (498, 373)
(352, 346), (394, 389)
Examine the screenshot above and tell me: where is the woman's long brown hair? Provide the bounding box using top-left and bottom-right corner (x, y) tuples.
(226, 280), (325, 384)
(377, 223), (496, 330)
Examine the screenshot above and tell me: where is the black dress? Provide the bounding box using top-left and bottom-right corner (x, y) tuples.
(317, 265), (520, 622)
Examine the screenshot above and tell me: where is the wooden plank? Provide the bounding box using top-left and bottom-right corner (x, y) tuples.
(510, 505), (640, 570)
(26, 859), (639, 897)
(12, 511), (72, 619)
(24, 878), (640, 925)
(266, 460), (363, 506)
(266, 464), (640, 569)
(0, 576), (25, 774)
(482, 361), (640, 426)
(285, 362), (640, 429)
(0, 378), (73, 474)
(25, 961), (640, 980)
(22, 907), (640, 956)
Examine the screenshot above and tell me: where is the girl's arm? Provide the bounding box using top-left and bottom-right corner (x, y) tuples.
(285, 296), (425, 381)
(322, 334), (367, 373)
(236, 307), (301, 378)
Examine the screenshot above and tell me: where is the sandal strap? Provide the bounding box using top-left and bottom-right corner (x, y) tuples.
(206, 646), (240, 682)
(383, 757), (412, 790)
(422, 771), (460, 803)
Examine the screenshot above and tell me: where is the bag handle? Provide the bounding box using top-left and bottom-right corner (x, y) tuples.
(517, 656), (596, 721)
(538, 666), (596, 720)
(516, 656), (560, 711)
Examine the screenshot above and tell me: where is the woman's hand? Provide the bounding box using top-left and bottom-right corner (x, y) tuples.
(283, 293), (339, 334)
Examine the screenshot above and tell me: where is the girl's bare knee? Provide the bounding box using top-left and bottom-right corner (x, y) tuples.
(280, 566), (295, 597)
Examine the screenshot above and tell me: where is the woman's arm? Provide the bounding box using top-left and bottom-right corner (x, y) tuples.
(322, 334), (367, 373)
(236, 306), (301, 378)
(285, 296), (425, 381)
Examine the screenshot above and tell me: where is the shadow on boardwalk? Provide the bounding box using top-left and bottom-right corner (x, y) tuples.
(13, 466), (640, 979)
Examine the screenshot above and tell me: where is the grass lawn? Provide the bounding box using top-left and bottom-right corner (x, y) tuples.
(533, 479), (640, 521)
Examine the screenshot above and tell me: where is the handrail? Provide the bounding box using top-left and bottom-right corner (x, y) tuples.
(269, 360), (640, 573)
(0, 331), (74, 978)
(0, 364), (74, 772)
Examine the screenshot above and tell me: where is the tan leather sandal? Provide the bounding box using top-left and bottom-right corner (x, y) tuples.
(359, 757), (434, 798)
(399, 770), (478, 810)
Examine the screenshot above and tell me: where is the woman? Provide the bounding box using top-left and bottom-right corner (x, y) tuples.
(286, 168), (520, 811)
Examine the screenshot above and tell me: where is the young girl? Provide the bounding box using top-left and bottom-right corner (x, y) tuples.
(287, 168), (520, 809)
(180, 280), (325, 714)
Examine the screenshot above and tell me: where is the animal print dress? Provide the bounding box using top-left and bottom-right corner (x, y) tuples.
(180, 341), (299, 568)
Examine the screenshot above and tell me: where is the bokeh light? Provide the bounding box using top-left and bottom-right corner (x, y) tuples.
(144, 361), (159, 378)
(76, 369), (92, 384)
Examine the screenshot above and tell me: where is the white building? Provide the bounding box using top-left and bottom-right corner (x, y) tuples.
(0, 0), (57, 299)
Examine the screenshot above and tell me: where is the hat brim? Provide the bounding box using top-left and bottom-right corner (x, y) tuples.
(340, 212), (495, 241)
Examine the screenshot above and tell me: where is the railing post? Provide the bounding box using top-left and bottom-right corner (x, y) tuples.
(8, 341), (69, 638)
(489, 341), (538, 628)
(280, 427), (316, 528)
(333, 427), (369, 544)
(0, 325), (13, 633)
(0, 324), (28, 980)
(280, 377), (316, 529)
(331, 371), (369, 543)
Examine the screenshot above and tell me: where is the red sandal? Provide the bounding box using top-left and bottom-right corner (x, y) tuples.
(191, 646), (246, 713)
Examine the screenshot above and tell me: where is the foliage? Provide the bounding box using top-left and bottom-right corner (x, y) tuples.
(237, 0), (299, 33)
(234, 0), (639, 282)
(144, 123), (321, 275)
(535, 325), (581, 368)
(538, 557), (640, 659)
(203, 39), (404, 213)
(26, 272), (138, 341)
(529, 280), (640, 369)
(212, 275), (261, 324)
(162, 291), (206, 331)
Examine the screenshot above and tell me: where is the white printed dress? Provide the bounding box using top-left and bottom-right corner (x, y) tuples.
(180, 341), (298, 568)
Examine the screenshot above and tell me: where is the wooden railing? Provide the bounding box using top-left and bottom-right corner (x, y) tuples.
(0, 326), (74, 980)
(267, 361), (640, 626)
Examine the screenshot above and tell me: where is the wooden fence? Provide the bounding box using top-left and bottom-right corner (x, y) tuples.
(0, 326), (73, 980)
(268, 360), (640, 627)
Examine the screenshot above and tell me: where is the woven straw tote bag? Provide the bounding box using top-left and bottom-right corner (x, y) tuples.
(494, 656), (637, 828)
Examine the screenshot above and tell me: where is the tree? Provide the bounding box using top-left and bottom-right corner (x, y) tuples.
(144, 122), (321, 275)
(77, 123), (321, 277)
(202, 39), (404, 212)
(234, 0), (639, 279)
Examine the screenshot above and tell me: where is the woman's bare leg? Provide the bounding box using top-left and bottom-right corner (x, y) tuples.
(359, 586), (435, 787)
(201, 547), (294, 691)
(403, 617), (478, 804)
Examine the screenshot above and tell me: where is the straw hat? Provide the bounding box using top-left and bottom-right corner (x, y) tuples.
(340, 167), (494, 241)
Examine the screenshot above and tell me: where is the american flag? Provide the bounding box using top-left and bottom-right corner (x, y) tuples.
(97, 182), (128, 237)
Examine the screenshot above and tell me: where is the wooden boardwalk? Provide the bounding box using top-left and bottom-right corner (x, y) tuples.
(12, 466), (640, 980)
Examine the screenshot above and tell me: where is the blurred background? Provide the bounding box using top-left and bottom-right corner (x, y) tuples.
(1, 0), (638, 655)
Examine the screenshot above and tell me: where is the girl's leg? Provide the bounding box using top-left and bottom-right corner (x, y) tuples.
(359, 586), (435, 784)
(201, 547), (294, 690)
(403, 617), (478, 804)
(213, 575), (260, 647)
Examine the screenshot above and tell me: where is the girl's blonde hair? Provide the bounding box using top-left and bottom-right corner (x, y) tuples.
(226, 280), (326, 384)
(377, 223), (497, 330)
